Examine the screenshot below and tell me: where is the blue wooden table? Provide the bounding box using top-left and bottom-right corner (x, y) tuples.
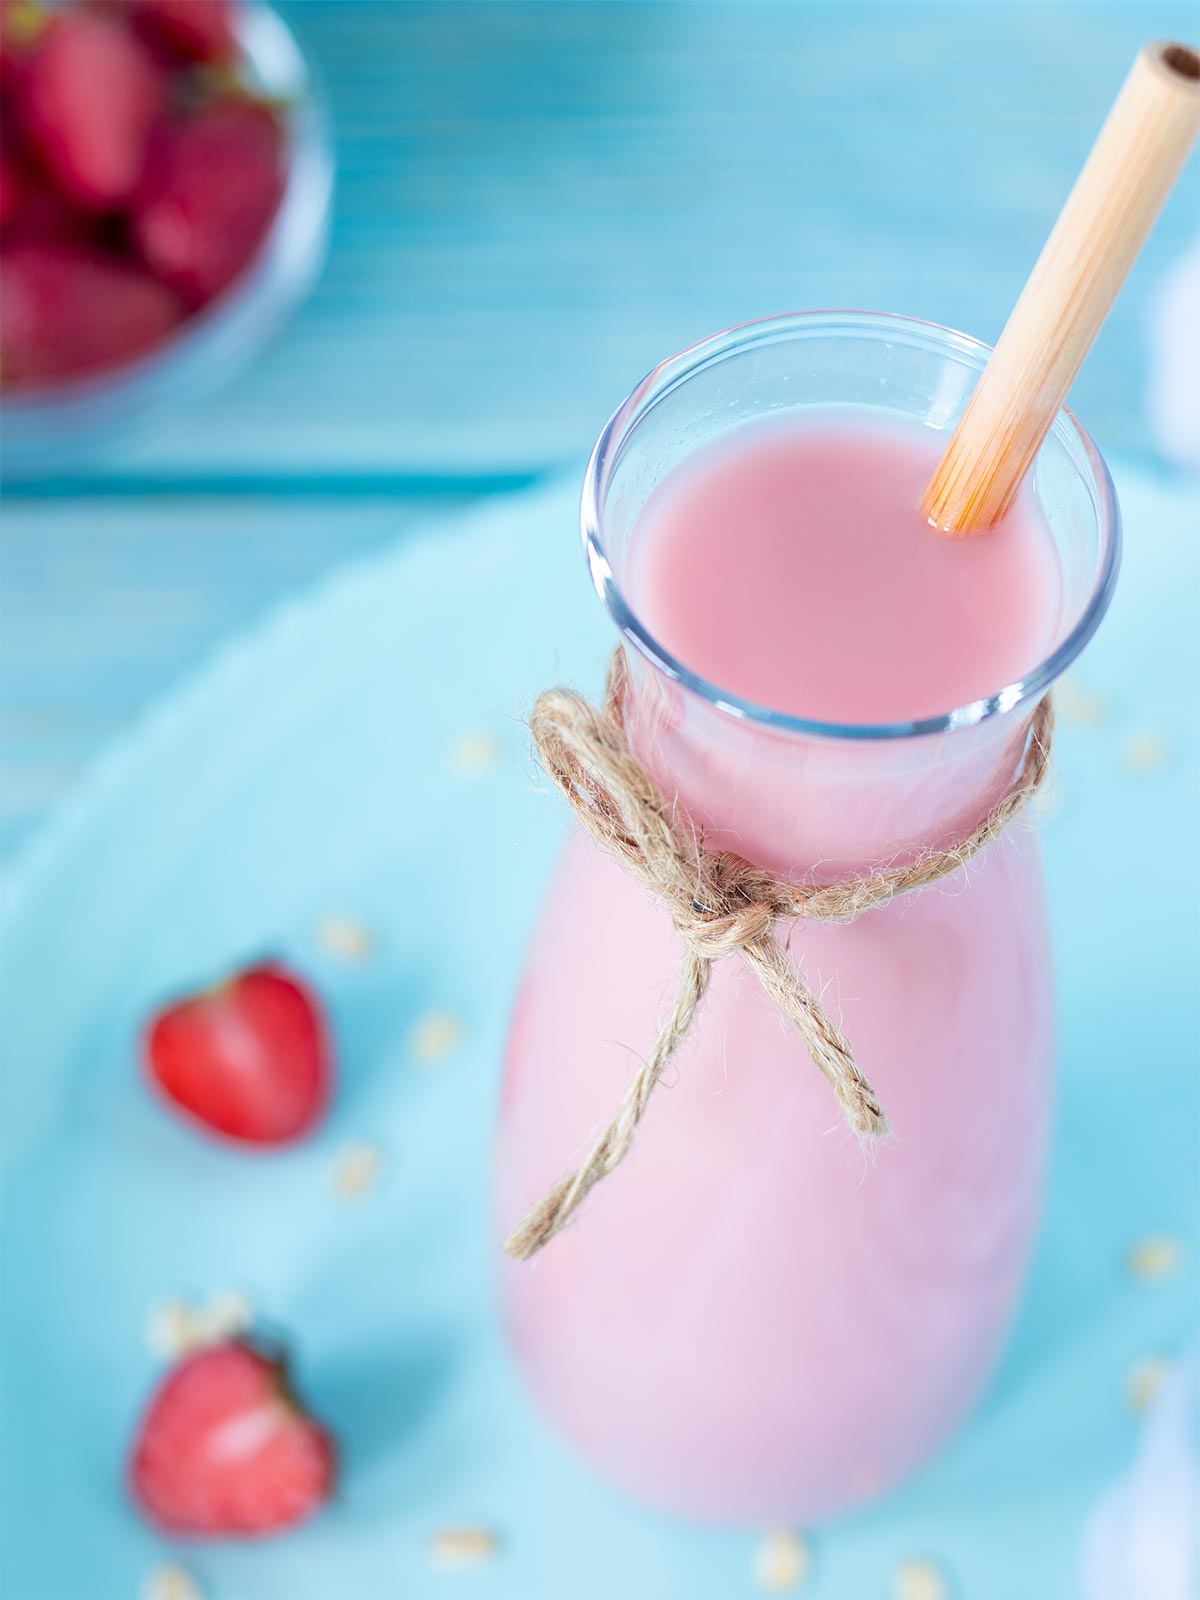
(3, 0), (1198, 861)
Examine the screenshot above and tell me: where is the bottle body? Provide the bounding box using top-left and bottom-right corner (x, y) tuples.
(497, 811), (1052, 1523)
(495, 311), (1116, 1524)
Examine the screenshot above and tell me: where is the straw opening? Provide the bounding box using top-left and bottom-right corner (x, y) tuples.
(1158, 43), (1200, 84)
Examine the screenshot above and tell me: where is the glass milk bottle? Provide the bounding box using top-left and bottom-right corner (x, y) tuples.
(495, 312), (1119, 1524)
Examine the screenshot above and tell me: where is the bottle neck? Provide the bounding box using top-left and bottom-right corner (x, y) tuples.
(622, 649), (1038, 883)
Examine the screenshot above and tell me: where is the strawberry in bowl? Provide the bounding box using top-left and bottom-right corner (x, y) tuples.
(0, 0), (331, 469)
(133, 94), (286, 310)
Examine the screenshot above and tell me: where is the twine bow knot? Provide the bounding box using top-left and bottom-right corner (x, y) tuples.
(674, 858), (778, 958)
(504, 648), (1054, 1262)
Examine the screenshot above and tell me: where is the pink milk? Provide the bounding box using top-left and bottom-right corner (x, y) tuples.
(495, 312), (1118, 1524)
(631, 414), (1061, 726)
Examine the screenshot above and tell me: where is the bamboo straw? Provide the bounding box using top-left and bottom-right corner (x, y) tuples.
(923, 41), (1200, 536)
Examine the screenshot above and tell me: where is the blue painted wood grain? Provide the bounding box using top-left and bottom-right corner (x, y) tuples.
(6, 0), (1199, 482)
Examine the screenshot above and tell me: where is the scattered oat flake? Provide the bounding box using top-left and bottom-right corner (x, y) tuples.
(333, 1141), (384, 1199)
(147, 1292), (253, 1358)
(1127, 1236), (1183, 1281)
(1124, 729), (1168, 775)
(1057, 676), (1109, 727)
(315, 913), (375, 962)
(142, 1565), (203, 1600)
(754, 1528), (810, 1592)
(409, 1010), (463, 1064)
(428, 1525), (499, 1568)
(448, 730), (503, 777)
(195, 1289), (253, 1343)
(146, 1298), (200, 1359)
(893, 1557), (950, 1600)
(1128, 1355), (1171, 1414)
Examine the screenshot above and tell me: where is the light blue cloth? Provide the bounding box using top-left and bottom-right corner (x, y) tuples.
(1, 465), (1195, 1600)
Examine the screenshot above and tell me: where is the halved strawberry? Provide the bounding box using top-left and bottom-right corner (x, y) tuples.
(142, 961), (332, 1145)
(0, 239), (182, 385)
(132, 95), (284, 308)
(19, 10), (164, 210)
(129, 1337), (337, 1537)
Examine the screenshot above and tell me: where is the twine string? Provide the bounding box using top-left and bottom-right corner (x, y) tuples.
(504, 648), (1054, 1262)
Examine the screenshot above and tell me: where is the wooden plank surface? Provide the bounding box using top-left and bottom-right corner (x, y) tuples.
(5, 0), (1197, 484)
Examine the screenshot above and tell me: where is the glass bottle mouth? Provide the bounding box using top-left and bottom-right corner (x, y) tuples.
(581, 310), (1121, 742)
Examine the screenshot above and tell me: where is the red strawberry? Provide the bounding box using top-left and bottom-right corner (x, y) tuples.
(1, 107), (92, 241)
(1, 169), (87, 241)
(133, 96), (283, 308)
(0, 240), (182, 384)
(19, 11), (164, 210)
(129, 1337), (337, 1537)
(143, 961), (332, 1145)
(0, 137), (22, 225)
(0, 0), (49, 91)
(131, 0), (238, 65)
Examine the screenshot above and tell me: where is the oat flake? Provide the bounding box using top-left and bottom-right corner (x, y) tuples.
(141, 1565), (203, 1600)
(146, 1292), (252, 1358)
(1127, 1236), (1183, 1281)
(315, 914), (375, 962)
(409, 1010), (463, 1063)
(448, 731), (503, 777)
(146, 1298), (198, 1360)
(754, 1528), (810, 1592)
(1128, 1355), (1170, 1414)
(893, 1557), (949, 1600)
(333, 1142), (384, 1199)
(1124, 729), (1168, 775)
(428, 1525), (499, 1568)
(195, 1290), (253, 1343)
(1057, 676), (1109, 727)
